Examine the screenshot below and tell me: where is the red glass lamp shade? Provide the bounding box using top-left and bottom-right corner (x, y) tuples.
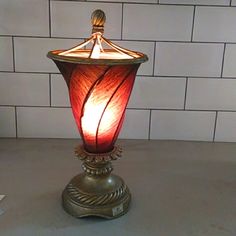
(47, 10), (147, 154)
(54, 61), (140, 153)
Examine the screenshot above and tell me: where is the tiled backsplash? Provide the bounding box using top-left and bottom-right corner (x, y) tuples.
(1, 0), (236, 142)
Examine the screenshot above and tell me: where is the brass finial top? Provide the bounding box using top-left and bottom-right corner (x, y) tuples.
(91, 9), (106, 34)
(47, 8), (148, 64)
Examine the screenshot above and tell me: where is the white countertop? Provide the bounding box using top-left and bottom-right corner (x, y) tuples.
(0, 139), (235, 236)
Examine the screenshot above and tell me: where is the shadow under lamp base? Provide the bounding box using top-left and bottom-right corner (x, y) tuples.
(62, 145), (131, 219)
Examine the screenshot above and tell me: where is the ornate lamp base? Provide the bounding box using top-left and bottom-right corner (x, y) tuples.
(62, 146), (131, 219)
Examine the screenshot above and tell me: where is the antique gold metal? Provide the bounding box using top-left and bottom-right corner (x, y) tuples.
(62, 145), (131, 219)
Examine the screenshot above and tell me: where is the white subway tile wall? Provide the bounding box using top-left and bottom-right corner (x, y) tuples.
(123, 4), (193, 41)
(14, 38), (81, 73)
(232, 0), (236, 6)
(215, 112), (236, 142)
(155, 42), (224, 77)
(119, 109), (150, 139)
(0, 73), (50, 106)
(159, 0), (230, 5)
(1, 0), (236, 142)
(222, 44), (236, 77)
(193, 7), (236, 42)
(0, 0), (49, 37)
(186, 78), (236, 110)
(89, 0), (158, 2)
(128, 77), (186, 109)
(51, 1), (122, 39)
(17, 107), (79, 138)
(0, 107), (16, 137)
(114, 41), (155, 76)
(150, 110), (216, 141)
(51, 74), (70, 107)
(0, 37), (13, 71)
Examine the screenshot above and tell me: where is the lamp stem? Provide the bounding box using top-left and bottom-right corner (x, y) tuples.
(82, 161), (113, 176)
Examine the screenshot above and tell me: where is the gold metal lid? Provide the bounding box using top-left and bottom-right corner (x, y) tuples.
(47, 9), (148, 65)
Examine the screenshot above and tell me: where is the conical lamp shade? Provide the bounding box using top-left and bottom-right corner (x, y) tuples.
(54, 61), (140, 153)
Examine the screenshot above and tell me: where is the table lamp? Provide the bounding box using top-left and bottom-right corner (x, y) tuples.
(47, 9), (148, 219)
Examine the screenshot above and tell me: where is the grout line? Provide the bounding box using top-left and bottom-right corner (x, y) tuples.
(0, 71), (54, 75)
(128, 108), (236, 112)
(152, 42), (156, 76)
(121, 3), (124, 40)
(0, 35), (15, 37)
(148, 110), (152, 140)
(51, 0), (236, 7)
(220, 43), (226, 77)
(156, 3), (234, 7)
(1, 105), (236, 113)
(1, 71), (236, 80)
(3, 35), (236, 44)
(57, 1), (160, 5)
(230, 0), (232, 6)
(0, 105), (71, 109)
(48, 0), (52, 37)
(14, 107), (18, 138)
(137, 75), (185, 78)
(49, 74), (52, 106)
(213, 111), (218, 142)
(184, 77), (188, 110)
(138, 75), (236, 79)
(1, 35), (85, 40)
(191, 6), (196, 42)
(12, 37), (16, 72)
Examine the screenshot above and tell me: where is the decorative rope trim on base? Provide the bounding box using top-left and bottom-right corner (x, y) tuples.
(66, 182), (128, 206)
(75, 145), (122, 163)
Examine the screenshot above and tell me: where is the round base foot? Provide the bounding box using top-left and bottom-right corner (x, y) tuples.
(62, 173), (131, 219)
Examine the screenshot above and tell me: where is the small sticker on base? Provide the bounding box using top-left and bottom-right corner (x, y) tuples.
(112, 204), (123, 216)
(0, 195), (5, 202)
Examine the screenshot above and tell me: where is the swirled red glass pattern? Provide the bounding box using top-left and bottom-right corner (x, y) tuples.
(54, 61), (140, 153)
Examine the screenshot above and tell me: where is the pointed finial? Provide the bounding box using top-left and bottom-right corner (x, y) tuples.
(91, 9), (106, 34)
